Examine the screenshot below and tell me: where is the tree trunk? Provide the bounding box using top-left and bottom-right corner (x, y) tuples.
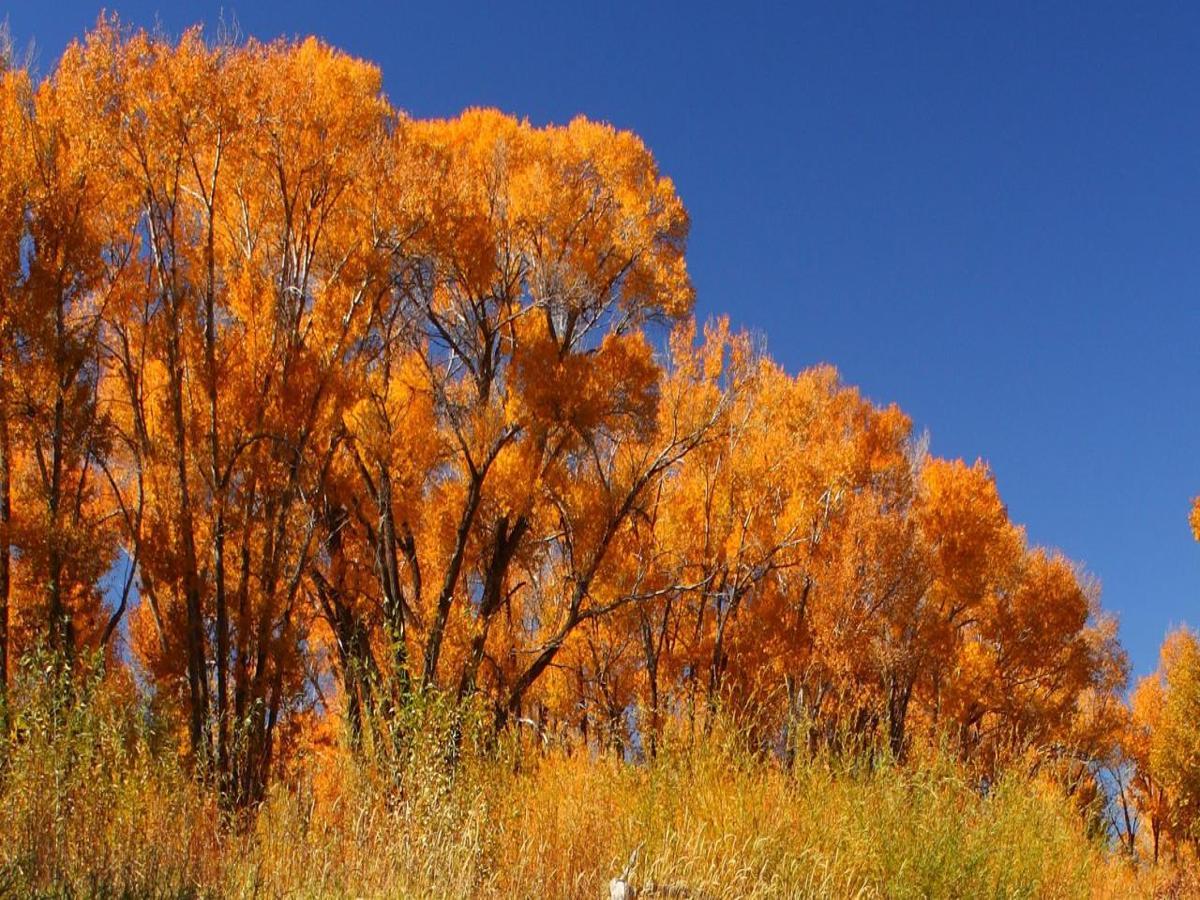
(0, 369), (9, 697)
(46, 290), (72, 660)
(168, 326), (209, 762)
(887, 674), (913, 759)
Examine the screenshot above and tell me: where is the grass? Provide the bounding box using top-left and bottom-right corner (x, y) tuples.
(0, 665), (1180, 898)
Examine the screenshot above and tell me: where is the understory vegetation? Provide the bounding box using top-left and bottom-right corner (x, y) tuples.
(0, 660), (1194, 900)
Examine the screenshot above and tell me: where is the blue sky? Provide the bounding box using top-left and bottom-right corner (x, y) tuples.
(7, 2), (1198, 679)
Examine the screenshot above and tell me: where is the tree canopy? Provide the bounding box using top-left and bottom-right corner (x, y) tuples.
(0, 19), (1139, 814)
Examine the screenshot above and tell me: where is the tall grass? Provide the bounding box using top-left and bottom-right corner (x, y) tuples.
(0, 655), (220, 898)
(0, 666), (1171, 898)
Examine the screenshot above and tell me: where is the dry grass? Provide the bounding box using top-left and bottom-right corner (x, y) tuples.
(0, 665), (1180, 898)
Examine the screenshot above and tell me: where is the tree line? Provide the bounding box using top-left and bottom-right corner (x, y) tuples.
(0, 19), (1184, 851)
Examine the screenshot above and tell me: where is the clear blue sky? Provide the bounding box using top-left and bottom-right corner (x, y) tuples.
(7, 2), (1198, 679)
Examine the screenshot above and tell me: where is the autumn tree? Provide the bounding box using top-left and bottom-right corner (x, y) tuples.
(1128, 666), (1170, 862)
(319, 107), (698, 738)
(0, 32), (123, 676)
(0, 43), (25, 692)
(47, 20), (395, 803)
(1130, 628), (1200, 861)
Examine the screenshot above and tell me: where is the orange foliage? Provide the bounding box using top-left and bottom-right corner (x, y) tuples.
(0, 18), (1131, 810)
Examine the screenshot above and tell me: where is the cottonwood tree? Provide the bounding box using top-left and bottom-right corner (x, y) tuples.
(0, 39), (123, 675)
(1129, 628), (1200, 861)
